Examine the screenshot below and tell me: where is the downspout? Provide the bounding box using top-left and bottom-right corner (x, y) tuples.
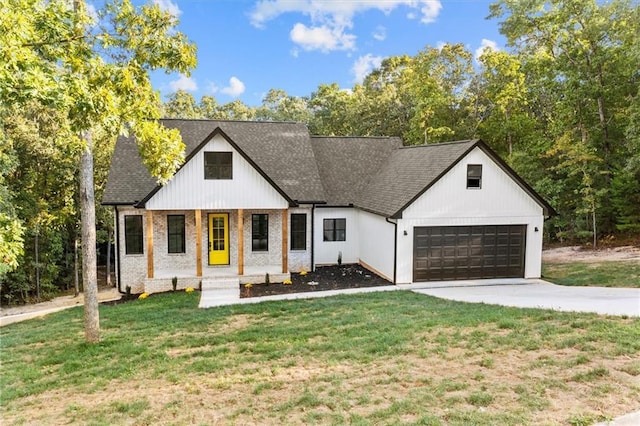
(115, 205), (123, 294)
(385, 217), (397, 284)
(311, 204), (315, 271)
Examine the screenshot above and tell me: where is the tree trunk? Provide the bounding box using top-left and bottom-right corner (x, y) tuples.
(74, 236), (80, 297)
(79, 130), (100, 343)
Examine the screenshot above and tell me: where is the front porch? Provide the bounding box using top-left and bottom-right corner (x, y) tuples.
(137, 208), (293, 294)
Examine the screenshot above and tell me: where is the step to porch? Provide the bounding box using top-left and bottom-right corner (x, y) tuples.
(202, 278), (240, 290)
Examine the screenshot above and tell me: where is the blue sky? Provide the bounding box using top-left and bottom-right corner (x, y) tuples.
(146, 1), (505, 106)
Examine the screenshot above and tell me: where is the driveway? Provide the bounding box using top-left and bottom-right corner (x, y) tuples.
(409, 279), (640, 317)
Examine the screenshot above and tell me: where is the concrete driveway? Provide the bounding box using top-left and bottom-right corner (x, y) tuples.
(408, 279), (640, 317)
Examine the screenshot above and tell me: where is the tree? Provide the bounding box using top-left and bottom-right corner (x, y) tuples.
(0, 0), (196, 341)
(489, 0), (640, 239)
(163, 90), (202, 119)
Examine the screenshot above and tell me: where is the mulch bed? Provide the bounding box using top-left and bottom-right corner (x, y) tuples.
(240, 264), (392, 298)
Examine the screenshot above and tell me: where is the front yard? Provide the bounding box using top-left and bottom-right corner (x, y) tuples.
(1, 291), (639, 425)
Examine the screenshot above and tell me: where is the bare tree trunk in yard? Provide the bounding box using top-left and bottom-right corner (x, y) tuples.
(74, 236), (80, 297)
(80, 130), (100, 343)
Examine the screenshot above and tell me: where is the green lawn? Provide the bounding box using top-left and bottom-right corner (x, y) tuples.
(543, 260), (640, 288)
(1, 291), (639, 425)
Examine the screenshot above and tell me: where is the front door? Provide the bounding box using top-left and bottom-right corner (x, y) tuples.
(208, 213), (229, 265)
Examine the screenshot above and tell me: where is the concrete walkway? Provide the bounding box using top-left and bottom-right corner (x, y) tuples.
(200, 278), (640, 317)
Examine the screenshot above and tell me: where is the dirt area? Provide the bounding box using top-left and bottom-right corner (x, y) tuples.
(543, 245), (640, 263)
(241, 264), (392, 298)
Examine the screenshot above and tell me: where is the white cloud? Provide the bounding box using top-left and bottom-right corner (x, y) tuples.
(169, 74), (197, 92)
(352, 54), (384, 84)
(418, 1), (441, 24)
(475, 39), (499, 62)
(373, 26), (386, 41)
(250, 1), (442, 52)
(152, 0), (181, 17)
(207, 78), (246, 98)
(290, 23), (355, 52)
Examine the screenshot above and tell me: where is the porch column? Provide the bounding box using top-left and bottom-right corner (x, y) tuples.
(146, 210), (154, 279)
(282, 209), (288, 273)
(237, 209), (244, 275)
(195, 209), (202, 277)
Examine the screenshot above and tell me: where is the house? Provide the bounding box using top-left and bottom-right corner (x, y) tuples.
(102, 119), (555, 294)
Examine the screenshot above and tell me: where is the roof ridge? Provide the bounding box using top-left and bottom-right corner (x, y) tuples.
(310, 135), (401, 139)
(399, 139), (478, 149)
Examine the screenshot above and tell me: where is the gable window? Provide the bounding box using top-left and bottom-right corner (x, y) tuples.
(124, 215), (143, 255)
(467, 164), (482, 189)
(290, 213), (307, 250)
(252, 214), (268, 251)
(167, 215), (185, 254)
(323, 218), (346, 242)
(204, 152), (232, 179)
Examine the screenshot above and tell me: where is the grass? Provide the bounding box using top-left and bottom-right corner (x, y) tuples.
(543, 260), (640, 287)
(1, 291), (639, 425)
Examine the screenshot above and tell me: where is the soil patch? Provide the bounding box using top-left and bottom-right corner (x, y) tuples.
(543, 245), (640, 263)
(240, 264), (392, 298)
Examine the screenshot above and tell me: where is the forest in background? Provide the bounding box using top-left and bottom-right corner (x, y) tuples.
(1, 0), (639, 304)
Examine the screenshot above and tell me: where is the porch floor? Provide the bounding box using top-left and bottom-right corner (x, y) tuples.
(153, 265), (289, 284)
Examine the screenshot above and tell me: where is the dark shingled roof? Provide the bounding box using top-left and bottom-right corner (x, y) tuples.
(310, 136), (403, 206)
(104, 121), (555, 217)
(356, 140), (479, 217)
(103, 119), (325, 205)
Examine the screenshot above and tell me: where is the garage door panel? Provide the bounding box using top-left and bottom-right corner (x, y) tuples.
(413, 225), (526, 281)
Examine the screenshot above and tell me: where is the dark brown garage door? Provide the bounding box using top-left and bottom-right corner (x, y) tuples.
(413, 225), (526, 281)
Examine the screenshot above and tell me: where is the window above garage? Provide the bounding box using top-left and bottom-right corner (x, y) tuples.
(467, 164), (482, 189)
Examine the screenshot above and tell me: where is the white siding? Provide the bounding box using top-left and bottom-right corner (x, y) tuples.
(146, 134), (289, 210)
(358, 210), (395, 282)
(313, 207), (359, 266)
(396, 147), (544, 283)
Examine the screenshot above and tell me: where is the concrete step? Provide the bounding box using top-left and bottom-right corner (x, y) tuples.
(202, 278), (240, 290)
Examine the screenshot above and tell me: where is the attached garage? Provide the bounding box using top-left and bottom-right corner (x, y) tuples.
(413, 225), (526, 281)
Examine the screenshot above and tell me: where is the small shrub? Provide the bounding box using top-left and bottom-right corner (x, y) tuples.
(265, 273), (270, 286)
(125, 286), (131, 297)
(171, 276), (178, 291)
(185, 287), (194, 293)
(337, 251), (342, 266)
(283, 279), (292, 285)
(138, 292), (148, 300)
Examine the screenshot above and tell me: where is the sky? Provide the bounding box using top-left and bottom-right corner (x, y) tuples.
(145, 0), (506, 106)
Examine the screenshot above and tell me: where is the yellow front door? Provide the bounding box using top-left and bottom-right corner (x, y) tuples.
(208, 213), (229, 265)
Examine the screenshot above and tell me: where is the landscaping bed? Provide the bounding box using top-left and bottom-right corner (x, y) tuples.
(240, 264), (392, 298)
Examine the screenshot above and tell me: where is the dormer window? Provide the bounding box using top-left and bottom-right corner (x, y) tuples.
(467, 164), (482, 189)
(204, 152), (232, 179)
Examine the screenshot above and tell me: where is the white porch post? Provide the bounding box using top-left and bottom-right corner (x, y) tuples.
(238, 209), (244, 275)
(282, 209), (288, 273)
(146, 210), (154, 279)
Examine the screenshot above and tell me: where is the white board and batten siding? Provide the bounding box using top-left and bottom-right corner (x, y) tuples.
(313, 207), (359, 266)
(395, 147), (545, 283)
(145, 134), (289, 210)
(357, 210), (395, 282)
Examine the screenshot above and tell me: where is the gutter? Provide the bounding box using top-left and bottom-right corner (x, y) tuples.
(114, 205), (124, 294)
(385, 217), (398, 284)
(311, 204), (315, 271)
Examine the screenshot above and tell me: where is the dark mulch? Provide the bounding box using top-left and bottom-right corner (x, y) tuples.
(240, 264), (392, 298)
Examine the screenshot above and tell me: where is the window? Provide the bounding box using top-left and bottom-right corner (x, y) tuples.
(124, 215), (143, 254)
(290, 213), (307, 250)
(204, 152), (232, 179)
(323, 218), (346, 242)
(167, 215), (185, 254)
(467, 164), (482, 189)
(252, 214), (268, 251)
